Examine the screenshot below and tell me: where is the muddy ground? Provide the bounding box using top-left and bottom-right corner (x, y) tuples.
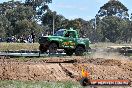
(0, 56), (132, 86)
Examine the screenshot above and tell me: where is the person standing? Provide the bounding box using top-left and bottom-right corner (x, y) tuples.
(31, 32), (35, 43)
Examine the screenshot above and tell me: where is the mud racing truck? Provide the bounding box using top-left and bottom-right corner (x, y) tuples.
(39, 28), (91, 56)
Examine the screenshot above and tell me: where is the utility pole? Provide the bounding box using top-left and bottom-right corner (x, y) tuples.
(95, 15), (97, 30)
(53, 11), (55, 35)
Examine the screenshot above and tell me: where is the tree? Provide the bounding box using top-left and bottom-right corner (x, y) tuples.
(95, 0), (131, 42)
(14, 19), (43, 37)
(0, 15), (11, 37)
(41, 10), (66, 33)
(131, 13), (132, 21)
(25, 0), (51, 10)
(65, 18), (92, 37)
(98, 0), (129, 19)
(0, 24), (6, 38)
(61, 19), (69, 29)
(0, 1), (22, 15)
(121, 20), (131, 43)
(89, 17), (104, 42)
(0, 0), (50, 40)
(6, 5), (35, 22)
(99, 16), (129, 42)
(25, 0), (52, 20)
(15, 19), (32, 36)
(5, 5), (36, 36)
(66, 19), (82, 30)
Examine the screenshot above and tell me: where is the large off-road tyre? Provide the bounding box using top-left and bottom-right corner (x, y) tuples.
(39, 44), (47, 53)
(65, 49), (74, 56)
(80, 77), (90, 86)
(75, 46), (85, 56)
(49, 43), (58, 54)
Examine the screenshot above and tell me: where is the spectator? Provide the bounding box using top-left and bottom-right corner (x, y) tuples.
(12, 36), (17, 42)
(0, 38), (2, 42)
(6, 37), (12, 43)
(31, 32), (35, 43)
(27, 35), (33, 43)
(46, 31), (49, 36)
(20, 36), (24, 43)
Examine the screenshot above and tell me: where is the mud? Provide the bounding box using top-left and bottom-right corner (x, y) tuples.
(0, 56), (132, 85)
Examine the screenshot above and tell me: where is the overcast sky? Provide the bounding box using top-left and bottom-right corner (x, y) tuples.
(1, 0), (132, 20)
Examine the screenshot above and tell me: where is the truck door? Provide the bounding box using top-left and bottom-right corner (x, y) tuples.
(62, 31), (76, 48)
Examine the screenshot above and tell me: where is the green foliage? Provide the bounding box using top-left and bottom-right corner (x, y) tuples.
(25, 0), (52, 16)
(94, 0), (131, 43)
(15, 19), (32, 35)
(6, 6), (35, 21)
(25, 0), (52, 9)
(0, 80), (83, 88)
(0, 15), (11, 37)
(5, 5), (42, 37)
(0, 0), (131, 43)
(131, 13), (132, 20)
(0, 24), (5, 37)
(97, 16), (130, 42)
(0, 1), (22, 15)
(103, 16), (122, 42)
(66, 19), (82, 30)
(0, 1), (45, 38)
(98, 0), (129, 19)
(66, 18), (94, 39)
(41, 10), (66, 32)
(41, 10), (54, 26)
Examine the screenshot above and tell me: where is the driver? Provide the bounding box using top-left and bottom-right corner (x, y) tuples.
(65, 32), (70, 37)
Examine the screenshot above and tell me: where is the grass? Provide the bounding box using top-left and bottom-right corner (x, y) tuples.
(0, 43), (39, 51)
(0, 80), (83, 88)
(0, 80), (130, 88)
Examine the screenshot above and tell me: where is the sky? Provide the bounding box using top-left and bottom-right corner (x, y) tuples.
(0, 0), (132, 21)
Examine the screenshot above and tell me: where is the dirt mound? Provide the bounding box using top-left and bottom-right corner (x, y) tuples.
(0, 58), (79, 81)
(0, 56), (131, 85)
(0, 62), (71, 81)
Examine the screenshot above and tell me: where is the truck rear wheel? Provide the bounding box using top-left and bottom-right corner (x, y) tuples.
(65, 49), (73, 56)
(39, 44), (47, 53)
(49, 43), (58, 54)
(75, 46), (85, 56)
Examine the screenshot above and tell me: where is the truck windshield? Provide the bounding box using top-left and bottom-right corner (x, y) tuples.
(54, 29), (65, 36)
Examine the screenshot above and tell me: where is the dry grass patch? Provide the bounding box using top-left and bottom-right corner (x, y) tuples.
(0, 43), (39, 51)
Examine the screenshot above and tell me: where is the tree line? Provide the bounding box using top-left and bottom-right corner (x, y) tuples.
(0, 0), (132, 43)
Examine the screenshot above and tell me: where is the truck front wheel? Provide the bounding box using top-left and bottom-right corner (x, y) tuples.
(49, 43), (58, 54)
(75, 46), (85, 56)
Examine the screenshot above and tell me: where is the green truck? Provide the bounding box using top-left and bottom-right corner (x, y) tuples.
(39, 28), (91, 56)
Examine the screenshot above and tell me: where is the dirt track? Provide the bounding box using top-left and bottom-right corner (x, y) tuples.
(0, 56), (132, 85)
